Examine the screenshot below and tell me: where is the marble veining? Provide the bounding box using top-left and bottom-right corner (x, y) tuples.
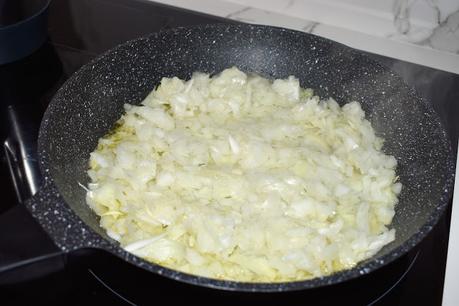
(390, 0), (459, 54)
(224, 6), (319, 33)
(302, 22), (320, 34)
(425, 10), (459, 53)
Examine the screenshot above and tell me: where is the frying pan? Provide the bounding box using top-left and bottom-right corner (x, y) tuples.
(0, 24), (455, 292)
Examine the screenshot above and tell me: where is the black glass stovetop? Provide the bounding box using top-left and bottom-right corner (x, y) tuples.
(0, 0), (458, 305)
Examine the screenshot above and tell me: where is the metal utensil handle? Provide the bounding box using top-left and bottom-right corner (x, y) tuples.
(3, 104), (43, 204)
(0, 105), (64, 285)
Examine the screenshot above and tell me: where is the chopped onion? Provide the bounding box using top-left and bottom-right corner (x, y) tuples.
(87, 67), (401, 282)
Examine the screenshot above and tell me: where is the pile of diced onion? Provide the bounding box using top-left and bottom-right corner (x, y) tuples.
(86, 67), (401, 282)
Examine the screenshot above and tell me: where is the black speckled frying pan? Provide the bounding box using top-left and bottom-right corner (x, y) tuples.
(1, 24), (455, 292)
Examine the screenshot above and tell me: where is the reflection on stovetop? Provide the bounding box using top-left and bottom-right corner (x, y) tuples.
(0, 0), (457, 305)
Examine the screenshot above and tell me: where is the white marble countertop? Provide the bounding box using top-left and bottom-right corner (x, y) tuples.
(150, 0), (459, 74)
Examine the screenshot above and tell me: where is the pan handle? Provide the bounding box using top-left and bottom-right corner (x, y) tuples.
(0, 203), (65, 286)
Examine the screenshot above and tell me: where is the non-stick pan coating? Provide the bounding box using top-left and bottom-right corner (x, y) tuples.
(31, 24), (455, 291)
